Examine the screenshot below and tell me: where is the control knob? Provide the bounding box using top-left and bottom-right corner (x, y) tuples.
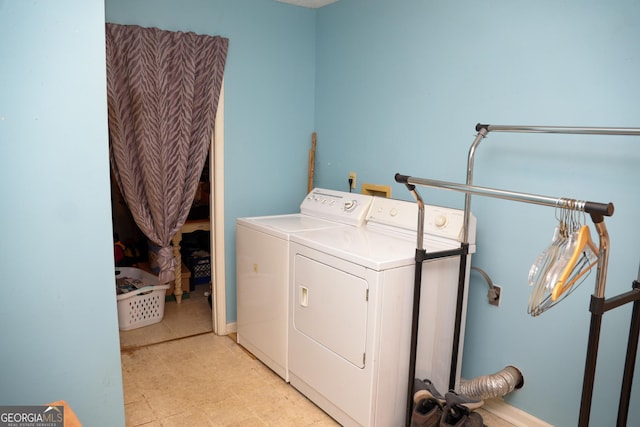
(435, 215), (448, 228)
(344, 200), (358, 212)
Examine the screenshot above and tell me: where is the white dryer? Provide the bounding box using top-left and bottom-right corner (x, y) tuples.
(236, 188), (373, 381)
(288, 197), (476, 427)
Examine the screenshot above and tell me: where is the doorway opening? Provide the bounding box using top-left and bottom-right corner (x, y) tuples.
(112, 84), (227, 349)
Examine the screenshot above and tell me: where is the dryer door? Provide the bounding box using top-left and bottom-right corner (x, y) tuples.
(292, 254), (368, 368)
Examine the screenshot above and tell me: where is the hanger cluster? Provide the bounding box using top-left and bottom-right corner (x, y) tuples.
(527, 200), (599, 316)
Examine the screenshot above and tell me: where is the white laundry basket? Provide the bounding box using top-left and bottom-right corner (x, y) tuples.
(115, 267), (170, 331)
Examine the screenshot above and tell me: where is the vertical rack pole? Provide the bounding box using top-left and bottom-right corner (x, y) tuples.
(449, 243), (469, 390)
(404, 183), (425, 427)
(617, 280), (640, 426)
(578, 215), (610, 426)
(405, 250), (426, 427)
(463, 128), (487, 243)
(579, 296), (605, 427)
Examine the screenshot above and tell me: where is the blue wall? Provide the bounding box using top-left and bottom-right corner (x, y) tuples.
(105, 0), (316, 321)
(315, 1), (640, 426)
(0, 1), (125, 425)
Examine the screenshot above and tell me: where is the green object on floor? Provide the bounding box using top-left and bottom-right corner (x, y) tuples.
(165, 292), (190, 302)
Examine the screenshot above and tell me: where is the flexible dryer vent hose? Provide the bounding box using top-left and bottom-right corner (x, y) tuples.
(460, 366), (524, 400)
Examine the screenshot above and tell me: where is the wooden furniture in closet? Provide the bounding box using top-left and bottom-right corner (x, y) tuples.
(171, 218), (210, 303)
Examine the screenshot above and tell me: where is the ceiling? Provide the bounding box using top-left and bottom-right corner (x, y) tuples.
(275, 0), (339, 8)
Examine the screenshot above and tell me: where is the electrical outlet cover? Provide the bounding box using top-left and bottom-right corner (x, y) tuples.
(348, 172), (356, 189)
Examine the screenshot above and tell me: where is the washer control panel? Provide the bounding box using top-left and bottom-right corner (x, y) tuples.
(300, 188), (374, 226)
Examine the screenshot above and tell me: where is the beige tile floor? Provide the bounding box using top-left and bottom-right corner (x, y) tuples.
(119, 284), (214, 350)
(121, 333), (341, 426)
(119, 285), (516, 426)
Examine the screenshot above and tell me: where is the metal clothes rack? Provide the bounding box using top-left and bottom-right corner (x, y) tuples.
(398, 124), (640, 427)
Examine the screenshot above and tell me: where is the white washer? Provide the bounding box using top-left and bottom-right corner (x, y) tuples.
(288, 197), (476, 427)
(236, 188), (373, 381)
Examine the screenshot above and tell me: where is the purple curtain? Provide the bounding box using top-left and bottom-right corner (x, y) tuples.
(105, 23), (228, 284)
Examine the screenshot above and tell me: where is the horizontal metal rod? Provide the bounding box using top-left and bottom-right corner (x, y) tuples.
(395, 173), (614, 217)
(476, 123), (640, 136)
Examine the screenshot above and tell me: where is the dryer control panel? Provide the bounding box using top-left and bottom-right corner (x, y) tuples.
(300, 188), (374, 226)
(366, 197), (476, 247)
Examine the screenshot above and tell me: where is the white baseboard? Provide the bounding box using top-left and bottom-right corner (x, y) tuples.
(482, 398), (554, 427)
(225, 321), (237, 334)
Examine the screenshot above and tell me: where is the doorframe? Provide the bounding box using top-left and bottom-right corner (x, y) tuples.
(210, 81), (227, 335)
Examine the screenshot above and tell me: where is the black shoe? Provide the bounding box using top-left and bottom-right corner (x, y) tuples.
(440, 392), (484, 427)
(440, 405), (484, 427)
(413, 378), (446, 405)
(444, 390), (484, 411)
(411, 397), (443, 427)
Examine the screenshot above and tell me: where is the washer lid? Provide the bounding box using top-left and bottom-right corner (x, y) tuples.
(290, 226), (458, 271)
(237, 214), (344, 238)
